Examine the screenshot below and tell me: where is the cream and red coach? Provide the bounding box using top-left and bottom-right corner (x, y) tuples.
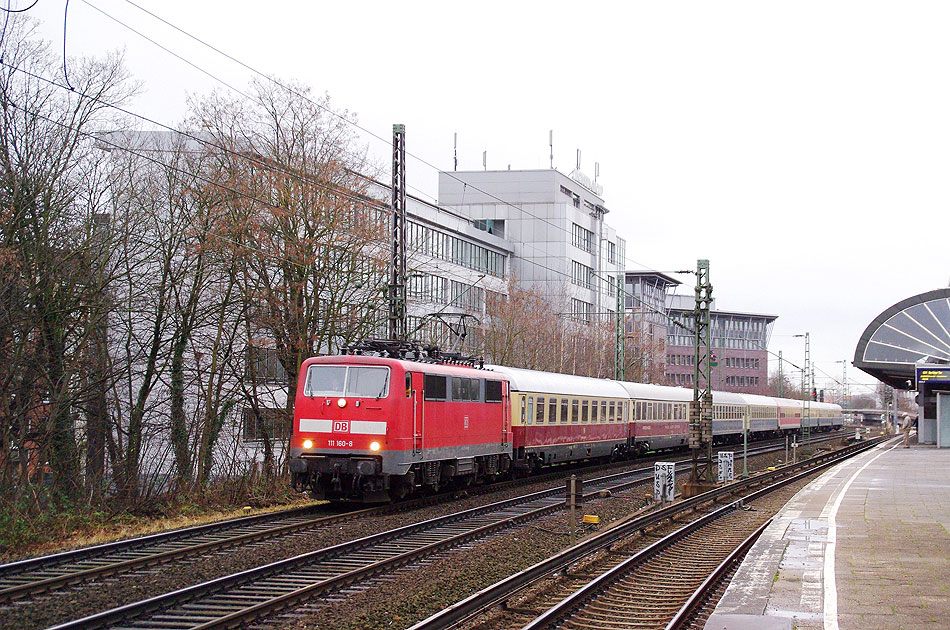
(290, 355), (511, 501)
(489, 365), (633, 471)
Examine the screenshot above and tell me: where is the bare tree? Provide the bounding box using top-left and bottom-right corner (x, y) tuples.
(0, 18), (134, 501)
(193, 81), (387, 476)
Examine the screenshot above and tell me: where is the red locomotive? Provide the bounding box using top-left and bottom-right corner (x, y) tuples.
(290, 354), (511, 502)
(290, 353), (842, 502)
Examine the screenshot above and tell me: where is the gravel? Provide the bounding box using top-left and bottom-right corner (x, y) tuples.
(0, 436), (849, 630)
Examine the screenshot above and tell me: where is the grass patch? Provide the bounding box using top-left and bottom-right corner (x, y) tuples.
(0, 476), (317, 563)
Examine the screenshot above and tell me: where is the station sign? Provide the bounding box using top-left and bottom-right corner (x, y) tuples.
(916, 366), (950, 389)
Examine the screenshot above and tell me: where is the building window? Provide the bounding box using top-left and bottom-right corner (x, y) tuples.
(408, 220), (506, 278)
(572, 261), (594, 290)
(243, 407), (290, 441)
(572, 223), (595, 254)
(571, 298), (594, 322)
(473, 219), (504, 238)
(246, 346), (287, 384)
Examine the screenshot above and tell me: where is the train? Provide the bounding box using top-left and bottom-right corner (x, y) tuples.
(289, 354), (843, 502)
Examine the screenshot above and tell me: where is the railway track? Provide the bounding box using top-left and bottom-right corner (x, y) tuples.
(0, 432), (835, 608)
(45, 433), (849, 630)
(408, 434), (889, 630)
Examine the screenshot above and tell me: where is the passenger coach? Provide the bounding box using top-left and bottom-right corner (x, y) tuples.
(490, 365), (632, 471)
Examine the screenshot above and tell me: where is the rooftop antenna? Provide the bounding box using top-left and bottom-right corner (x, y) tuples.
(576, 149), (581, 171)
(595, 161), (600, 184)
(482, 150), (487, 171)
(549, 130), (554, 169)
(453, 132), (458, 172)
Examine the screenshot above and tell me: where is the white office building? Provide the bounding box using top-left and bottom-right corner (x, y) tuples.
(437, 169), (626, 322)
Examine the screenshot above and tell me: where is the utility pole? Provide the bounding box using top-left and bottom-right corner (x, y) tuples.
(809, 367), (816, 443)
(802, 332), (810, 444)
(778, 351), (784, 397)
(685, 259), (716, 497)
(615, 274), (625, 380)
(389, 124), (408, 341)
(843, 361), (849, 409)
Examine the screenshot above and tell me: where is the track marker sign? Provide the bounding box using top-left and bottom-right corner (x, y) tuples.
(654, 462), (675, 502)
(718, 451), (734, 483)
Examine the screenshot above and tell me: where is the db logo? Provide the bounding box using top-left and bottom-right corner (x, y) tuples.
(332, 421), (349, 433)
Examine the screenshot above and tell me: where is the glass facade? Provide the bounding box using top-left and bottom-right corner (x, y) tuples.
(408, 220), (506, 278)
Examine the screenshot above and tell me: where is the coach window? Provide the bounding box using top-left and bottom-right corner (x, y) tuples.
(548, 397), (557, 424)
(581, 400), (589, 422)
(527, 397), (534, 424)
(536, 396), (546, 423)
(623, 401), (629, 422)
(600, 400), (607, 423)
(561, 398), (569, 424)
(571, 399), (579, 423)
(520, 396), (527, 424)
(608, 401), (616, 422)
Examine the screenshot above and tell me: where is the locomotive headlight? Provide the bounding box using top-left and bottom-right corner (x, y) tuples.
(303, 439), (314, 449)
(337, 398), (347, 408)
(370, 441), (381, 452)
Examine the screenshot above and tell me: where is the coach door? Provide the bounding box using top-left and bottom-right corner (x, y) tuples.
(408, 371), (423, 454)
(502, 381), (510, 446)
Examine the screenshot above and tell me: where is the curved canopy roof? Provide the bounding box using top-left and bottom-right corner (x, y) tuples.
(854, 288), (950, 390)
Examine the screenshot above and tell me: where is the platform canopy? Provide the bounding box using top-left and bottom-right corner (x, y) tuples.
(854, 288), (950, 390)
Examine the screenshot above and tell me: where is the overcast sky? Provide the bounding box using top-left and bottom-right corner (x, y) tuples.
(24, 0), (950, 395)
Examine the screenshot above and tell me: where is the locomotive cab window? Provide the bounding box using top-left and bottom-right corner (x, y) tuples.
(304, 365), (346, 396)
(305, 365), (389, 398)
(346, 367), (390, 398)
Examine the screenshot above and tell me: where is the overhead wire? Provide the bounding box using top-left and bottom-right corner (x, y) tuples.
(104, 0), (677, 278)
(57, 0), (708, 352)
(43, 1), (847, 392)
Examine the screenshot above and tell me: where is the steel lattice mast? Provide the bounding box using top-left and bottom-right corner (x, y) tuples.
(802, 332), (810, 444)
(686, 259), (716, 496)
(389, 124), (408, 342)
(616, 274), (625, 381)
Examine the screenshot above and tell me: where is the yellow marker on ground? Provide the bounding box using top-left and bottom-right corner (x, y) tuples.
(582, 515), (599, 524)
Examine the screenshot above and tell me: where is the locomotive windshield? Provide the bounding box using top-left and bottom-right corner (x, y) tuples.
(305, 365), (390, 398)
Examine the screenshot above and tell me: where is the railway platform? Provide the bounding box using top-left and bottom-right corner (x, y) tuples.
(705, 435), (950, 630)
